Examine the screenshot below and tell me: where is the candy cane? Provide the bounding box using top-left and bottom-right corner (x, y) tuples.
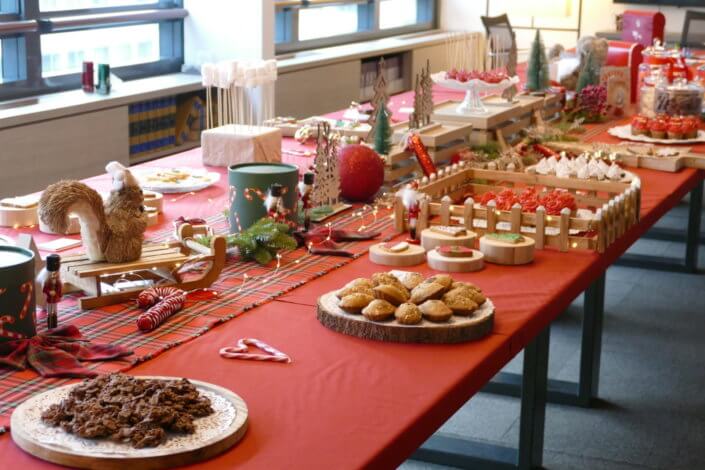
(136, 286), (185, 309)
(18, 282), (32, 320)
(219, 338), (291, 364)
(136, 290), (186, 332)
(0, 315), (27, 341)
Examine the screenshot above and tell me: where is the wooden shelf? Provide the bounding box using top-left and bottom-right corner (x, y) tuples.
(129, 140), (200, 165)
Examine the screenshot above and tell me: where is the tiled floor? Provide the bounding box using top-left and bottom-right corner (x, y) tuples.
(402, 201), (705, 470)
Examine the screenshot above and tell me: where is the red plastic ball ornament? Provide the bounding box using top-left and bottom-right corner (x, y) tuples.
(338, 144), (385, 202)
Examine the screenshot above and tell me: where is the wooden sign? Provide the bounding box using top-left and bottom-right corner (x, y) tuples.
(600, 66), (630, 117)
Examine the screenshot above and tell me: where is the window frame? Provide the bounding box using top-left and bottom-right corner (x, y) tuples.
(275, 0), (437, 55)
(0, 0), (185, 101)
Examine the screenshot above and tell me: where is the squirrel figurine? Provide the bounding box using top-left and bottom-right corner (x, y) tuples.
(38, 161), (148, 263)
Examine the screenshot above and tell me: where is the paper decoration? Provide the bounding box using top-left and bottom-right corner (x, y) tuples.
(600, 66), (630, 117)
(311, 122), (341, 208)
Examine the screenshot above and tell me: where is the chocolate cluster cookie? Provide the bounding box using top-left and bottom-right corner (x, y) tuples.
(41, 374), (213, 448)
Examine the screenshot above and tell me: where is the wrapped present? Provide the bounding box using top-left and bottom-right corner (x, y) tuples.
(202, 124), (282, 167)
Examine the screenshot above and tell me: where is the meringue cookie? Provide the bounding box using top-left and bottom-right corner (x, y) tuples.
(535, 158), (552, 175)
(606, 163), (622, 181)
(546, 156), (558, 171)
(576, 164), (590, 179)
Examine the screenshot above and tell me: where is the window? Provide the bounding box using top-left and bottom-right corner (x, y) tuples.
(0, 0), (186, 101)
(275, 0), (437, 55)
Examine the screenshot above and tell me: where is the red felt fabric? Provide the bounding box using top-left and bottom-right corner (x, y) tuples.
(0, 79), (703, 469)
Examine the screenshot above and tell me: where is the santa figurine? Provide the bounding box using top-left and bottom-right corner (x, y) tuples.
(298, 172), (315, 231)
(42, 254), (62, 329)
(400, 184), (421, 242)
(265, 183), (288, 223)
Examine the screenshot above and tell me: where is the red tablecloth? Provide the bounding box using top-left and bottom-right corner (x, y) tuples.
(0, 84), (703, 469)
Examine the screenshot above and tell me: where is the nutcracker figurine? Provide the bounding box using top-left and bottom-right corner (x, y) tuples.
(265, 183), (287, 223)
(42, 254), (62, 329)
(298, 172), (315, 231)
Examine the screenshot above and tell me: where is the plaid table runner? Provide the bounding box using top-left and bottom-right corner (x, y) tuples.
(0, 209), (395, 426)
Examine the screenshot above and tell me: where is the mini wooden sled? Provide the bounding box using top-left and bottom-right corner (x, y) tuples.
(62, 223), (226, 310)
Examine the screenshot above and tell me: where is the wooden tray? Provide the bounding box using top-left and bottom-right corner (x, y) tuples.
(11, 376), (248, 470)
(317, 291), (494, 344)
(546, 141), (705, 172)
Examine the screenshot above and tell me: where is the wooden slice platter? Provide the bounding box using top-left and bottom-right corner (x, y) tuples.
(421, 227), (477, 251)
(369, 242), (427, 267)
(11, 376), (248, 470)
(427, 248), (485, 272)
(479, 234), (535, 265)
(317, 291), (494, 343)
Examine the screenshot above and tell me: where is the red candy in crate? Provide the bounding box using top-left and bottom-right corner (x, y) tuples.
(406, 133), (437, 177)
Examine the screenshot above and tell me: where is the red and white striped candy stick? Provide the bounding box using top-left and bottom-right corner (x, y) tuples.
(136, 289), (186, 332)
(219, 338), (291, 364)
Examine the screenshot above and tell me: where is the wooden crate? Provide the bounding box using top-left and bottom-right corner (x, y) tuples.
(432, 92), (564, 149)
(545, 141), (705, 173)
(393, 164), (641, 254)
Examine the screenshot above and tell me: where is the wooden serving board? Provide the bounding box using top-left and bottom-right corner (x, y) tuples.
(427, 248), (485, 272)
(369, 242), (426, 266)
(11, 376), (248, 470)
(390, 121), (473, 148)
(546, 141), (705, 173)
(317, 292), (494, 344)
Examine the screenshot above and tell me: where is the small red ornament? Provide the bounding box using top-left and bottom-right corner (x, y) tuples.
(338, 144), (385, 202)
(406, 134), (437, 177)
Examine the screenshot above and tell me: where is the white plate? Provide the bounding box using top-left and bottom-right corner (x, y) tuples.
(430, 72), (520, 93)
(134, 168), (221, 193)
(608, 124), (705, 144)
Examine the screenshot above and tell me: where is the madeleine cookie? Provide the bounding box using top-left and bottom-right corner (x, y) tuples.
(447, 285), (486, 305)
(410, 281), (446, 304)
(371, 272), (407, 292)
(442, 291), (478, 316)
(390, 270), (424, 290)
(395, 303), (423, 325)
(373, 284), (409, 306)
(362, 299), (396, 321)
(424, 274), (454, 292)
(418, 300), (453, 322)
(338, 293), (374, 314)
(344, 278), (374, 290)
(336, 284), (375, 299)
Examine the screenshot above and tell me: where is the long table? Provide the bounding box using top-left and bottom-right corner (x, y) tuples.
(0, 87), (703, 469)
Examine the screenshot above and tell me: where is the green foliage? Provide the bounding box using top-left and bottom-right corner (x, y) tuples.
(526, 30), (550, 92)
(373, 104), (392, 156)
(471, 141), (502, 160)
(576, 51), (600, 93)
(195, 217), (297, 265)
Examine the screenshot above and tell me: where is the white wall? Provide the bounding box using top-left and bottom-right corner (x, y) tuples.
(440, 0), (705, 52)
(183, 0), (275, 67)
(580, 1), (705, 38)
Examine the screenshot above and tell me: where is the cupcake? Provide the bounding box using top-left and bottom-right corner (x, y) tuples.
(649, 119), (667, 139)
(683, 117), (699, 138)
(667, 122), (684, 140)
(631, 116), (649, 136)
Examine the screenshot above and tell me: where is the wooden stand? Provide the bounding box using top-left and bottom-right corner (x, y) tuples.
(427, 248), (485, 272)
(61, 224), (226, 310)
(546, 141), (705, 173)
(432, 93), (563, 150)
(479, 235), (535, 265)
(369, 242), (426, 267)
(11, 376), (248, 470)
(317, 292), (494, 344)
(420, 227), (477, 251)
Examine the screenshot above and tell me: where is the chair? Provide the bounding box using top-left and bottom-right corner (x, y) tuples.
(481, 14), (517, 70)
(681, 11), (705, 49)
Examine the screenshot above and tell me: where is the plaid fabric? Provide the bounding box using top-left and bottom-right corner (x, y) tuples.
(0, 209), (395, 425)
(0, 325), (133, 378)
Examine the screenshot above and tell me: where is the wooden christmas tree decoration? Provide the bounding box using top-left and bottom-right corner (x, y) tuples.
(526, 30), (550, 93)
(310, 121), (350, 220)
(367, 58), (390, 141)
(421, 60), (434, 126)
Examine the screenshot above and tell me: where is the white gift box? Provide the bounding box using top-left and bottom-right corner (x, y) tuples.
(201, 124), (282, 167)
